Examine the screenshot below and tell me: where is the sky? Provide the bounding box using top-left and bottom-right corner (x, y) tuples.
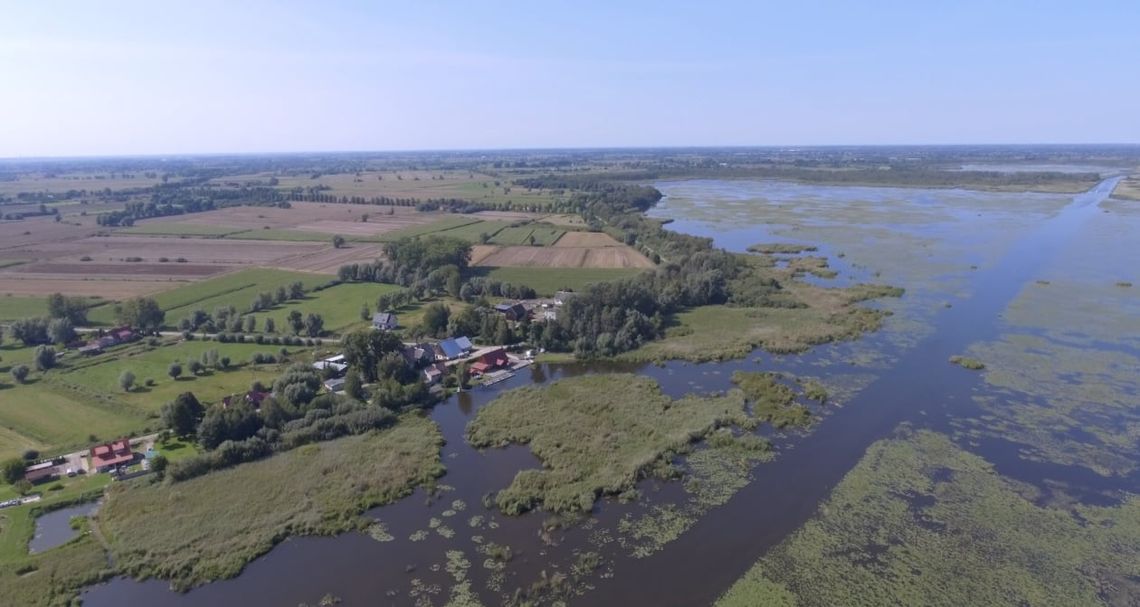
(1, 1), (1138, 156)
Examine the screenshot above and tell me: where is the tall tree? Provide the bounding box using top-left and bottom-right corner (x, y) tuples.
(160, 392), (204, 436)
(48, 318), (75, 344)
(303, 313), (324, 337)
(119, 370), (135, 392)
(287, 310), (304, 335)
(117, 297), (165, 331)
(33, 346), (56, 371)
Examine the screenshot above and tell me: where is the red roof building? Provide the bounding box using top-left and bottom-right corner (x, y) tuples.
(90, 439), (134, 472)
(470, 348), (510, 375)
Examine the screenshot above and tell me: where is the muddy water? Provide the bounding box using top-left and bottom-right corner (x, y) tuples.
(82, 178), (1127, 606)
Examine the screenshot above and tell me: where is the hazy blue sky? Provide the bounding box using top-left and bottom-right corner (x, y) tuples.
(1, 1), (1137, 156)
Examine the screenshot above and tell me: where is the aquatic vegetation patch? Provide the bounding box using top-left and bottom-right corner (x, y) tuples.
(948, 355), (985, 370)
(716, 430), (1140, 606)
(732, 371), (814, 428)
(466, 374), (752, 515)
(747, 243), (819, 254)
(784, 256), (838, 279)
(967, 333), (1140, 476)
(368, 521), (394, 542)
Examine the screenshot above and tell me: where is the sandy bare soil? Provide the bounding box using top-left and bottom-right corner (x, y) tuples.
(0, 276), (182, 298)
(1, 236), (324, 265)
(132, 202), (439, 232)
(555, 232), (626, 247)
(470, 244), (653, 268)
(269, 244), (384, 273)
(0, 218), (101, 253)
(12, 262), (227, 277)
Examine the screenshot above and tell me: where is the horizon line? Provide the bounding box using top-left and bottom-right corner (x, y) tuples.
(4, 142), (1140, 162)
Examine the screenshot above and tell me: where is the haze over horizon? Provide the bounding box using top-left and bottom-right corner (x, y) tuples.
(2, 0), (1138, 157)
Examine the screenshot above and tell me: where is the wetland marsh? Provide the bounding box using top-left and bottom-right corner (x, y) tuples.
(75, 176), (1140, 606)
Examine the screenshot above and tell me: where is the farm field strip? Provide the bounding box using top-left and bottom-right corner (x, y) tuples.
(554, 231), (626, 247)
(10, 263), (229, 278)
(479, 267), (645, 295)
(118, 224), (251, 237)
(0, 277), (177, 298)
(471, 244), (654, 268)
(269, 244), (384, 274)
(371, 215), (485, 241)
(488, 225), (566, 246)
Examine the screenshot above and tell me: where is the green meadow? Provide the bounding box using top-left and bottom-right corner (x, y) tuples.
(0, 338), (304, 457)
(245, 281), (404, 334)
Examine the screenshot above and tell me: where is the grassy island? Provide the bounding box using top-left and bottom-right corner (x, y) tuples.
(467, 375), (751, 515)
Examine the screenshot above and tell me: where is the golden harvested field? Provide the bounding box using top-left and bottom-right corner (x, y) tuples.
(0, 277), (176, 298)
(3, 236), (325, 265)
(268, 243), (384, 273)
(12, 262), (225, 277)
(470, 244), (654, 269)
(555, 231), (626, 247)
(470, 210), (544, 221)
(0, 218), (101, 253)
(129, 202), (429, 231)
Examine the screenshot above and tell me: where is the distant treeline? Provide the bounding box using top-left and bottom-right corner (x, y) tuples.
(519, 166), (1102, 190)
(96, 186), (289, 226)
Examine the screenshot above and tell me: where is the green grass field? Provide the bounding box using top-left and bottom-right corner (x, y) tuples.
(429, 219), (516, 243)
(479, 267), (643, 296)
(487, 225), (566, 246)
(246, 282), (403, 334)
(56, 340), (295, 414)
(118, 223), (251, 237)
(374, 215), (484, 241)
(0, 339), (306, 457)
(0, 295), (109, 323)
(121, 268), (333, 326)
(0, 296), (53, 322)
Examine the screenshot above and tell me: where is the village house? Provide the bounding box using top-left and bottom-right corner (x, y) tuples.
(401, 342), (436, 367)
(323, 377), (346, 393)
(372, 312), (398, 331)
(222, 390), (271, 409)
(312, 359), (348, 377)
(493, 302), (529, 322)
(469, 348), (509, 375)
(435, 336), (474, 361)
(89, 439), (134, 473)
(422, 362), (448, 385)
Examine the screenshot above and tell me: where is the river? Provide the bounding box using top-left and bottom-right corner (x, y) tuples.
(82, 178), (1132, 606)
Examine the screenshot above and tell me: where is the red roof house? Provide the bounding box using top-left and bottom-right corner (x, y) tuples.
(470, 348), (510, 375)
(90, 439), (134, 472)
